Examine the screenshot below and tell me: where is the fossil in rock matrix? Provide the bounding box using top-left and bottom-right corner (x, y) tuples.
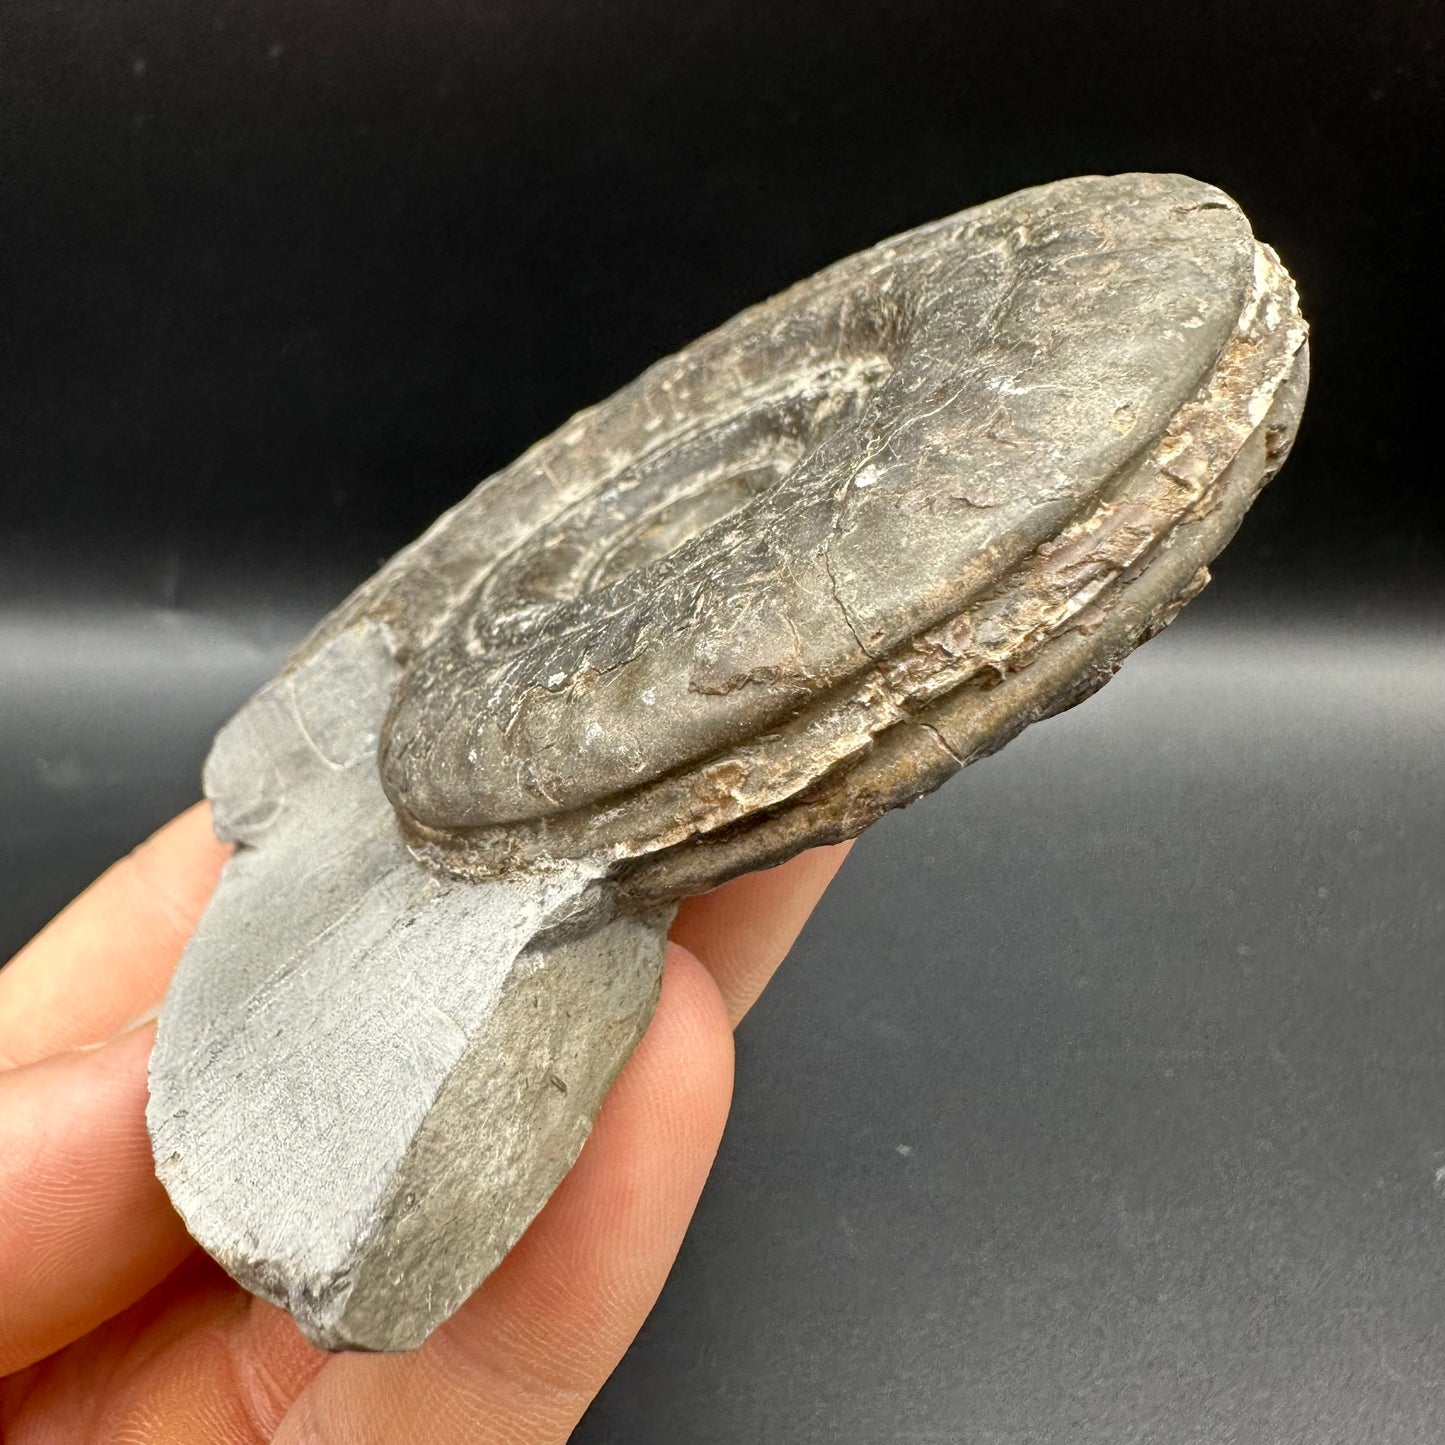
(147, 173), (1309, 1351)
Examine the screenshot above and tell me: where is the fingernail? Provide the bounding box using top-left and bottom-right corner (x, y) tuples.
(112, 1002), (160, 1039)
(73, 1003), (161, 1053)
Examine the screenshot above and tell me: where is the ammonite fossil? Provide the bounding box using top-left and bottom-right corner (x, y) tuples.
(147, 173), (1309, 1351)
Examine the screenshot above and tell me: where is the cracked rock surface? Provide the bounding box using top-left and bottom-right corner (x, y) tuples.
(148, 173), (1308, 1351)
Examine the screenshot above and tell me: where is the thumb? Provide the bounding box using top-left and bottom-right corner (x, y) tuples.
(272, 945), (733, 1444)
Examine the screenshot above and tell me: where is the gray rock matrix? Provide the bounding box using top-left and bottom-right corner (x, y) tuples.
(148, 173), (1309, 1351)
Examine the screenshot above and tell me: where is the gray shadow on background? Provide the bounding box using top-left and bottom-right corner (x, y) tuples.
(2, 588), (1443, 1442)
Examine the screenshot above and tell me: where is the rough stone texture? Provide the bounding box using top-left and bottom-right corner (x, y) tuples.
(149, 173), (1308, 1352)
(147, 625), (667, 1350)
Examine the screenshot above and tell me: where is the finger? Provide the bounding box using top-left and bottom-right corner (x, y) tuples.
(670, 840), (852, 1025)
(6, 946), (733, 1443)
(271, 944), (734, 1445)
(4, 947), (732, 1440)
(0, 1023), (195, 1375)
(0, 803), (228, 1069)
(0, 1255), (330, 1442)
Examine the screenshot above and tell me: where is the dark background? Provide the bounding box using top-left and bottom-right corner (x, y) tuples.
(2, 1), (1443, 1439)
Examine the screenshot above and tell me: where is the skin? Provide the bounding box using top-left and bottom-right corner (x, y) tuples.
(0, 802), (849, 1442)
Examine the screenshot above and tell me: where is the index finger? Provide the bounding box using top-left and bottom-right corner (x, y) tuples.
(0, 803), (228, 1069)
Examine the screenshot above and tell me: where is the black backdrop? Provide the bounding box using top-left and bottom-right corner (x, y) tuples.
(4, 3), (1445, 1440)
(5, 0), (1443, 590)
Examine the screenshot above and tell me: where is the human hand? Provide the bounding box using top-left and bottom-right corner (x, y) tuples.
(0, 803), (848, 1441)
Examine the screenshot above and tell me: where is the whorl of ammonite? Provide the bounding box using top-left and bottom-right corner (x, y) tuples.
(296, 173), (1307, 899)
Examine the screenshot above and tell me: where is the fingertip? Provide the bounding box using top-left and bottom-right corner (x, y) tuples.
(671, 840), (853, 1026)
(625, 941), (736, 1116)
